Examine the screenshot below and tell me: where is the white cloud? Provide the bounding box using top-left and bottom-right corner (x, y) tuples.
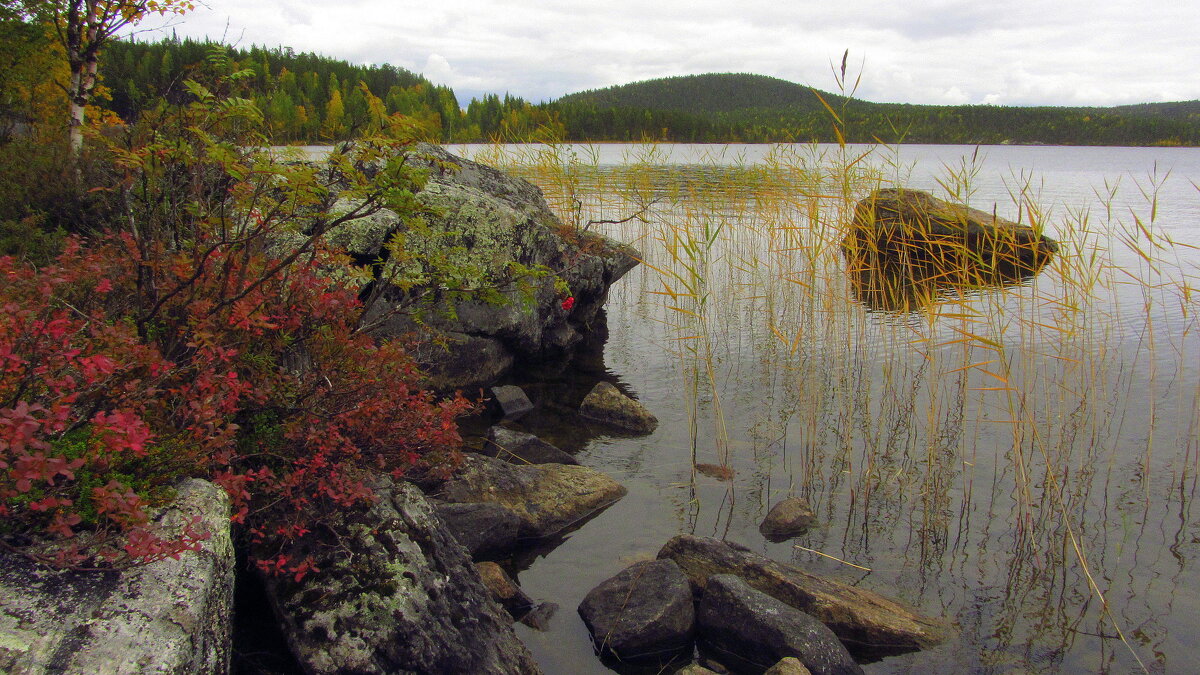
(150, 0), (1200, 106)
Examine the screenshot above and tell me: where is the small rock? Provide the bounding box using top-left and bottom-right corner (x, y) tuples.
(475, 562), (535, 616)
(484, 426), (578, 465)
(577, 559), (695, 663)
(676, 664), (722, 675)
(698, 574), (862, 675)
(519, 602), (558, 631)
(435, 501), (521, 558)
(438, 453), (627, 539)
(759, 497), (816, 541)
(579, 381), (658, 434)
(766, 656), (815, 675)
(490, 385), (535, 419)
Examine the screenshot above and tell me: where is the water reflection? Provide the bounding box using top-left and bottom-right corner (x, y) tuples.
(843, 247), (1052, 313)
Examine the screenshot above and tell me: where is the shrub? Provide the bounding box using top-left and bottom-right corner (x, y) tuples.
(0, 51), (471, 577)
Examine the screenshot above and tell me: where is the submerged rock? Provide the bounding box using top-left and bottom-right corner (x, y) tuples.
(579, 381), (659, 434)
(260, 475), (540, 675)
(658, 535), (950, 656)
(577, 559), (695, 663)
(698, 574), (862, 675)
(0, 479), (234, 675)
(437, 453), (626, 539)
(484, 426), (578, 465)
(759, 497), (817, 541)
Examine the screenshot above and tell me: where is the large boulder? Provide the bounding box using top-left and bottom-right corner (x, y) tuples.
(577, 559), (695, 663)
(844, 188), (1058, 275)
(349, 144), (640, 390)
(698, 574), (861, 675)
(260, 475), (540, 675)
(0, 479), (234, 675)
(436, 453), (627, 539)
(658, 535), (950, 656)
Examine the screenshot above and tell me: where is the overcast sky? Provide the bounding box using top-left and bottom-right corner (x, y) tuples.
(153, 0), (1199, 108)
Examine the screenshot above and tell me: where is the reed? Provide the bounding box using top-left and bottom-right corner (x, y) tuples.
(464, 137), (1198, 672)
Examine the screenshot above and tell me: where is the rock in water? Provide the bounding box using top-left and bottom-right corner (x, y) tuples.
(484, 426), (578, 465)
(260, 475), (540, 675)
(658, 535), (950, 656)
(698, 574), (862, 675)
(766, 657), (815, 675)
(437, 453), (627, 539)
(0, 479), (234, 675)
(577, 559), (695, 663)
(759, 497), (816, 541)
(845, 188), (1058, 273)
(490, 385), (535, 420)
(475, 562), (536, 618)
(580, 381), (659, 434)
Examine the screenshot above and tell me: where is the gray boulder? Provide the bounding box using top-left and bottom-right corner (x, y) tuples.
(699, 575), (859, 675)
(260, 475), (540, 675)
(580, 381), (659, 434)
(577, 559), (695, 663)
(659, 535), (950, 655)
(759, 497), (816, 541)
(434, 501), (522, 558)
(484, 426), (578, 465)
(354, 144), (640, 389)
(0, 479), (234, 675)
(437, 453), (626, 539)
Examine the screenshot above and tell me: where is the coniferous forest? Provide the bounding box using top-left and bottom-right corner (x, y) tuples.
(12, 35), (1200, 146)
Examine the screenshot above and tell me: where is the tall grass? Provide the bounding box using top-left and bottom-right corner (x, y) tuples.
(466, 138), (1199, 672)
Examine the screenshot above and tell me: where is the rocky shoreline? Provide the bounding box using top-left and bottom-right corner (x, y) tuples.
(0, 148), (957, 674)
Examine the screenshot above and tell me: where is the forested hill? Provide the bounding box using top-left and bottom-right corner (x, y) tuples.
(92, 38), (1200, 146)
(550, 73), (1200, 145)
(557, 73), (848, 115)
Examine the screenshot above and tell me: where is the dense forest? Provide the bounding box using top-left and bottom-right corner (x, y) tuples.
(7, 34), (1199, 146)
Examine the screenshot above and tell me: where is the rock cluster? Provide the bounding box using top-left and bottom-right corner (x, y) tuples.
(576, 535), (951, 674)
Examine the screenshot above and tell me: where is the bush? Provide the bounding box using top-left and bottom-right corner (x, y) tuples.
(0, 51), (471, 577)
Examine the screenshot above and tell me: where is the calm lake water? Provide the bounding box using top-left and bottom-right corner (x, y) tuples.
(442, 143), (1200, 675)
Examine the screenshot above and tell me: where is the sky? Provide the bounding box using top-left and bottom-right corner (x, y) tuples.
(150, 0), (1200, 108)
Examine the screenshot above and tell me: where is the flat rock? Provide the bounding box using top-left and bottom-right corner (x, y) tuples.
(0, 479), (234, 675)
(437, 453), (626, 539)
(435, 501), (522, 558)
(577, 559), (695, 663)
(759, 497), (816, 541)
(490, 385), (535, 419)
(658, 535), (951, 656)
(580, 381), (658, 434)
(698, 574), (862, 675)
(261, 475), (540, 675)
(484, 426), (578, 465)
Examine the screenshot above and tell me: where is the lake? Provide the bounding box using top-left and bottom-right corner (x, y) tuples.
(443, 143), (1200, 674)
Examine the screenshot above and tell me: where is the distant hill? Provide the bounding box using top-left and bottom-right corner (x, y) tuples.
(550, 73), (1200, 146)
(557, 73), (850, 115)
